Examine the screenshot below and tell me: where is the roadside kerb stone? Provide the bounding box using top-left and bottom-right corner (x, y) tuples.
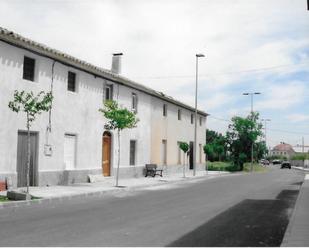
(281, 173), (309, 246)
(0, 172), (233, 209)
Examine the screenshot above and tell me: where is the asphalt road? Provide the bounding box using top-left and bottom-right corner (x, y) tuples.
(0, 166), (304, 246)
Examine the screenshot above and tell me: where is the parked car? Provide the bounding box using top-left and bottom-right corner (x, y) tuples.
(272, 159), (282, 165)
(259, 159), (270, 165)
(281, 161), (291, 169)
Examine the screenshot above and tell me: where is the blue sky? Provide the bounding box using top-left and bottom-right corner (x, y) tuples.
(0, 0), (308, 150)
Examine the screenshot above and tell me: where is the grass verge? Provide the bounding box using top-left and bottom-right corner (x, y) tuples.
(243, 163), (268, 172)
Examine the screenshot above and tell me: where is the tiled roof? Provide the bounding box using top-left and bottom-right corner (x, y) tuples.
(272, 143), (295, 152)
(0, 27), (208, 116)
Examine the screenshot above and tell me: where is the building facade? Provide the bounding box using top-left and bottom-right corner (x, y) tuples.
(270, 142), (295, 159)
(0, 27), (207, 188)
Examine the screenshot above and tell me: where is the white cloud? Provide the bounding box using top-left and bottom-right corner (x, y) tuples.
(255, 81), (307, 110)
(286, 114), (309, 123)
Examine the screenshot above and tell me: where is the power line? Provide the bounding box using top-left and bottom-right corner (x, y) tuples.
(132, 60), (309, 80)
(266, 128), (309, 136)
(208, 115), (231, 123)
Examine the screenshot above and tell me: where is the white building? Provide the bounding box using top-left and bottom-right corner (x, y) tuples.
(0, 27), (208, 188)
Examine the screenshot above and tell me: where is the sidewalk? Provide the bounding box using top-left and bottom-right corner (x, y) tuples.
(0, 170), (230, 207)
(282, 173), (309, 247)
(292, 165), (309, 172)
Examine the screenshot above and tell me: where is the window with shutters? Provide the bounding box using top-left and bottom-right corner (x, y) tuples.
(132, 93), (138, 113)
(67, 71), (76, 92)
(104, 84), (113, 101)
(23, 56), (35, 81)
(129, 140), (136, 165)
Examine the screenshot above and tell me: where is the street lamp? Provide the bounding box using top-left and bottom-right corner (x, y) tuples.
(261, 118), (271, 153)
(193, 53), (205, 176)
(242, 92), (261, 172)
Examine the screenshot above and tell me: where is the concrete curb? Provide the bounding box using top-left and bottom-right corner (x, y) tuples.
(292, 166), (309, 172)
(0, 173), (230, 209)
(281, 174), (306, 246)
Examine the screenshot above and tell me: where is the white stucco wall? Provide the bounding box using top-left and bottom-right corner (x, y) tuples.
(0, 39), (207, 185)
(0, 41), (152, 183)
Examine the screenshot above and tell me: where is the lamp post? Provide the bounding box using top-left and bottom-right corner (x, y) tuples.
(193, 53), (205, 176)
(261, 118), (271, 154)
(242, 92), (261, 172)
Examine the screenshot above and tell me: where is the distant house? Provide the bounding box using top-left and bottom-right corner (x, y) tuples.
(270, 142), (295, 159)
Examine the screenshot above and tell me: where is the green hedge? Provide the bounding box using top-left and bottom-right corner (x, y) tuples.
(206, 161), (240, 172)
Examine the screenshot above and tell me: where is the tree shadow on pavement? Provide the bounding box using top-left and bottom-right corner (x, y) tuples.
(168, 190), (299, 247)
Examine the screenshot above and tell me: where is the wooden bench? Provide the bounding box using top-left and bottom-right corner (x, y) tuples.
(145, 164), (163, 177)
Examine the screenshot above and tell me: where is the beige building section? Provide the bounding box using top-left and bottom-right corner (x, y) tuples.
(150, 97), (206, 172)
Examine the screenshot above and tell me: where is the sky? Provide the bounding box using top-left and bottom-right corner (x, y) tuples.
(0, 0), (308, 151)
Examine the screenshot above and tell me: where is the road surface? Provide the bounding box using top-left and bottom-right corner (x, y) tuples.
(0, 166), (304, 246)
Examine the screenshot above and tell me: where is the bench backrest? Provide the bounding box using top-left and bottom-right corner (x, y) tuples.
(146, 164), (157, 170)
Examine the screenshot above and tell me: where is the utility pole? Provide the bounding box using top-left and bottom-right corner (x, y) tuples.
(302, 136), (305, 153)
(193, 53), (205, 176)
(261, 118), (271, 154)
(243, 92), (261, 172)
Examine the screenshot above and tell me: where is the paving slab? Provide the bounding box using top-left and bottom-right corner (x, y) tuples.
(282, 173), (309, 247)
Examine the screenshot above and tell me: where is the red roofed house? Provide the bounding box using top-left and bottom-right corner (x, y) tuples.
(270, 142), (295, 159)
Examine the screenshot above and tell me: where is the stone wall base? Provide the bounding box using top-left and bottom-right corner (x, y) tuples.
(0, 164), (206, 187)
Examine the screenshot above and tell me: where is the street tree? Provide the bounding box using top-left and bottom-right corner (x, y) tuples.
(8, 90), (53, 193)
(226, 112), (263, 170)
(206, 129), (227, 161)
(99, 100), (139, 187)
(179, 142), (189, 177)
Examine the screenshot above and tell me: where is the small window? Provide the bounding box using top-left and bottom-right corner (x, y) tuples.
(199, 117), (203, 126)
(130, 140), (136, 165)
(67, 71), (76, 92)
(163, 104), (167, 117)
(132, 93), (138, 113)
(23, 56), (35, 81)
(191, 114), (194, 124)
(178, 109), (181, 120)
(104, 84), (113, 101)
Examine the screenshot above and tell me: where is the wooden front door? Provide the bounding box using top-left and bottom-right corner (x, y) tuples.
(102, 133), (111, 176)
(17, 131), (38, 187)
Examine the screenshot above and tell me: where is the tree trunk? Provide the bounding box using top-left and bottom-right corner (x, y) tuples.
(183, 151), (186, 178)
(26, 113), (30, 194)
(115, 129), (120, 187)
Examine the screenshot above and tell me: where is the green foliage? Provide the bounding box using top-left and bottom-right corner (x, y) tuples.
(179, 142), (189, 153)
(0, 196), (9, 202)
(291, 153), (309, 160)
(254, 141), (268, 160)
(206, 161), (240, 172)
(226, 112), (263, 170)
(8, 90), (53, 124)
(205, 129), (227, 161)
(243, 163), (268, 172)
(267, 155), (288, 161)
(99, 100), (139, 131)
